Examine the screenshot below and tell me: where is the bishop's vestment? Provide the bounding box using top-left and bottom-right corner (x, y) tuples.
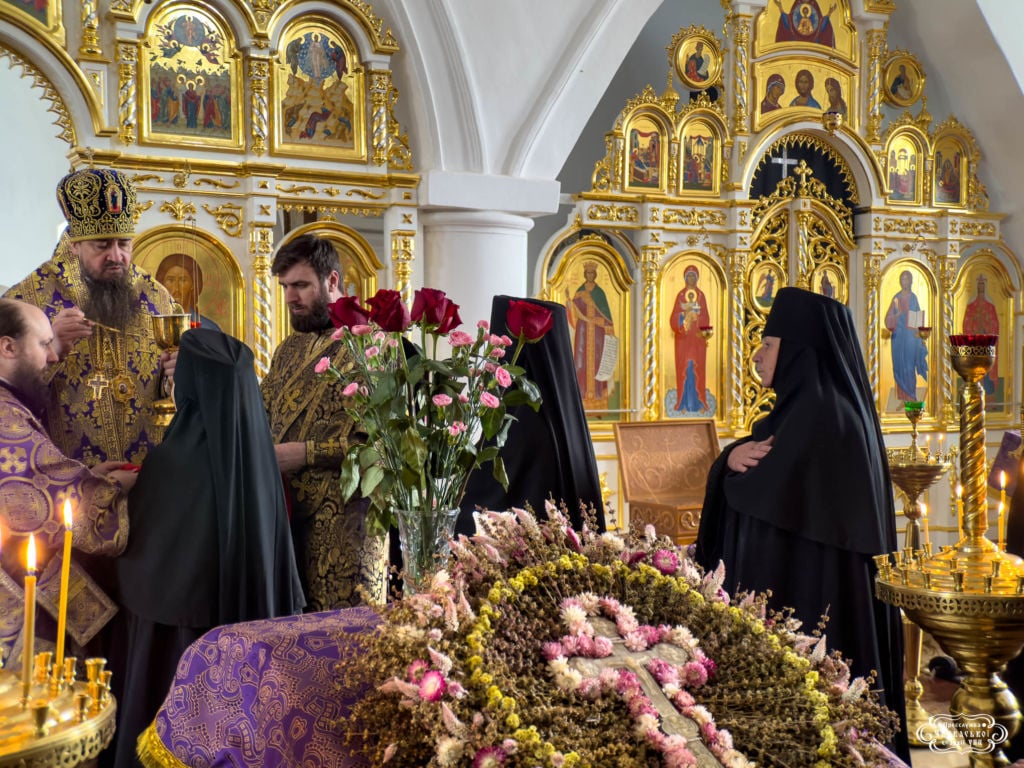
(4, 247), (176, 464)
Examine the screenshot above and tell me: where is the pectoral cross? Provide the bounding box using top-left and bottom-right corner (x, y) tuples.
(87, 373), (109, 398)
(566, 617), (723, 766)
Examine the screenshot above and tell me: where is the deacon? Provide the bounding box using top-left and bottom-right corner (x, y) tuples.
(4, 167), (177, 466)
(0, 299), (137, 664)
(262, 234), (386, 609)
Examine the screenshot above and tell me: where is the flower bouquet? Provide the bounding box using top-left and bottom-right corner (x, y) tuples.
(340, 505), (902, 767)
(321, 288), (553, 588)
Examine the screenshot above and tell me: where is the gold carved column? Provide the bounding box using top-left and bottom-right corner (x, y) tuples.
(730, 13), (751, 135)
(249, 222), (275, 379)
(937, 253), (959, 425)
(728, 248), (748, 433)
(639, 244), (664, 421)
(248, 56), (269, 156)
(866, 29), (886, 144)
(795, 211), (813, 289)
(116, 41), (137, 145)
(391, 230), (415, 304)
(78, 0), (103, 59)
(863, 251), (884, 400)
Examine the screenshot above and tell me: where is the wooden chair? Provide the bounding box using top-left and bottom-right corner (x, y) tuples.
(613, 419), (720, 545)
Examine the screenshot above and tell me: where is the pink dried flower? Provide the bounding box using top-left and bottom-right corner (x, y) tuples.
(472, 746), (506, 768)
(418, 670), (447, 702)
(652, 549), (680, 575)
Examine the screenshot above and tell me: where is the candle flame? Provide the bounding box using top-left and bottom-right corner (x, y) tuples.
(956, 483), (963, 498)
(1001, 471), (1007, 490)
(921, 502), (927, 517)
(27, 534), (36, 573)
(63, 499), (73, 529)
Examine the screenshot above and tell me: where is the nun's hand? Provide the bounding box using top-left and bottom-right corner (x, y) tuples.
(727, 436), (774, 473)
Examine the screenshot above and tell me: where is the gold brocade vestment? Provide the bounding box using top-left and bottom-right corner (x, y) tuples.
(4, 249), (176, 464)
(261, 330), (386, 609)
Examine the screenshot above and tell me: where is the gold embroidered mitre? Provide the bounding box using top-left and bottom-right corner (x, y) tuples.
(56, 168), (137, 243)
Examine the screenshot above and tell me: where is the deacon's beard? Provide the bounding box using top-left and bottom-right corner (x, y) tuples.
(84, 273), (141, 328)
(289, 293), (332, 334)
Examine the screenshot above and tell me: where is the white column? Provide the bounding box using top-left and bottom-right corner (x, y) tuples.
(420, 210), (533, 329)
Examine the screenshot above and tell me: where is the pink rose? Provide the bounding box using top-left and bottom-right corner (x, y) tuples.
(494, 367), (512, 387)
(365, 346), (380, 359)
(480, 392), (500, 408)
(432, 394), (453, 407)
(351, 324), (373, 336)
(449, 330), (475, 347)
(314, 356), (331, 374)
(342, 382), (359, 397)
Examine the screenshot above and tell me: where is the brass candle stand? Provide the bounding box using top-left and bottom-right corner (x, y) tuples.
(886, 399), (957, 748)
(877, 335), (1024, 766)
(0, 654), (115, 766)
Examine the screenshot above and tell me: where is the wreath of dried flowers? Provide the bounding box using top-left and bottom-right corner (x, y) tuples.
(341, 504), (901, 767)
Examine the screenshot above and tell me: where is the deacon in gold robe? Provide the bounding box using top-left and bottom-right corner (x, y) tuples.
(4, 168), (177, 465)
(262, 234), (386, 609)
(0, 299), (138, 665)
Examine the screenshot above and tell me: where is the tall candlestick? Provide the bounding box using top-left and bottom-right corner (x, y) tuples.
(54, 500), (73, 683)
(21, 534), (36, 704)
(921, 502), (931, 551)
(956, 483), (964, 540)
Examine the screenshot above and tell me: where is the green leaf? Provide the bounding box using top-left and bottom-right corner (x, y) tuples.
(340, 458), (361, 501)
(517, 377), (542, 406)
(359, 445), (381, 470)
(361, 464), (385, 496)
(492, 455), (509, 490)
(481, 405), (505, 439)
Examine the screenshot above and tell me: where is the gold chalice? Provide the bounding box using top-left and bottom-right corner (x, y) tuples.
(699, 325), (713, 343)
(150, 313), (190, 427)
(918, 326), (933, 340)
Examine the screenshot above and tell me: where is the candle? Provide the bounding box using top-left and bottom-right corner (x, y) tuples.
(54, 500), (73, 683)
(999, 500), (1006, 552)
(21, 534), (36, 703)
(956, 483), (964, 540)
(1000, 471), (1007, 519)
(921, 502), (931, 551)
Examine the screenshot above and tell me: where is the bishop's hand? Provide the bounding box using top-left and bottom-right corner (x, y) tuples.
(51, 306), (92, 359)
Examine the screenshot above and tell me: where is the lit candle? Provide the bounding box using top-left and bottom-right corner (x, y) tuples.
(921, 502), (931, 551)
(53, 500), (73, 683)
(1000, 471), (1007, 519)
(999, 500), (1006, 552)
(21, 534), (36, 703)
(956, 483), (964, 540)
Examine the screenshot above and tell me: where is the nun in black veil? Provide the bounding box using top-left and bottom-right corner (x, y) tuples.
(695, 287), (908, 760)
(109, 328), (305, 767)
(457, 295), (605, 534)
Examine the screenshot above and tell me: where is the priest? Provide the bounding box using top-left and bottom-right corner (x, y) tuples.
(695, 287), (908, 760)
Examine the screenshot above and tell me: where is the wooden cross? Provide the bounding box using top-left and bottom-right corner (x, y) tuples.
(87, 373), (109, 399)
(566, 616), (723, 766)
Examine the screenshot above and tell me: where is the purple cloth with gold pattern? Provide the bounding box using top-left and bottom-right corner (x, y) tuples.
(152, 608), (378, 767)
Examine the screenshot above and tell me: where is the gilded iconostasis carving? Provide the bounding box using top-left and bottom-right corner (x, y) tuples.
(0, 0), (416, 376)
(540, 0), (1019, 446)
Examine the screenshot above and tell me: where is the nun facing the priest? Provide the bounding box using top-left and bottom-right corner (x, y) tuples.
(107, 328), (305, 767)
(694, 286), (909, 760)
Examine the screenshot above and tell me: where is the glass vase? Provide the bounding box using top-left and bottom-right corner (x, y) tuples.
(394, 507), (461, 595)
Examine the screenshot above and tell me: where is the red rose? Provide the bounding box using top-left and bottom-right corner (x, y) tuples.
(328, 296), (370, 328)
(506, 300), (554, 343)
(411, 288), (462, 334)
(366, 289), (411, 332)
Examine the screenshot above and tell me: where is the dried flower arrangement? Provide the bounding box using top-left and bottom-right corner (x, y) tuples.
(341, 504), (900, 767)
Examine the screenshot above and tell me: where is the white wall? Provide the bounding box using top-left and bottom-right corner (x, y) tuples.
(0, 64), (73, 290)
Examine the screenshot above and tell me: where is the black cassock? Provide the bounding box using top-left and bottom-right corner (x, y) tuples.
(458, 296), (605, 533)
(695, 287), (909, 761)
(108, 329), (305, 768)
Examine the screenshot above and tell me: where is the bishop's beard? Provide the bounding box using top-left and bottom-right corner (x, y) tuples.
(84, 273), (141, 328)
